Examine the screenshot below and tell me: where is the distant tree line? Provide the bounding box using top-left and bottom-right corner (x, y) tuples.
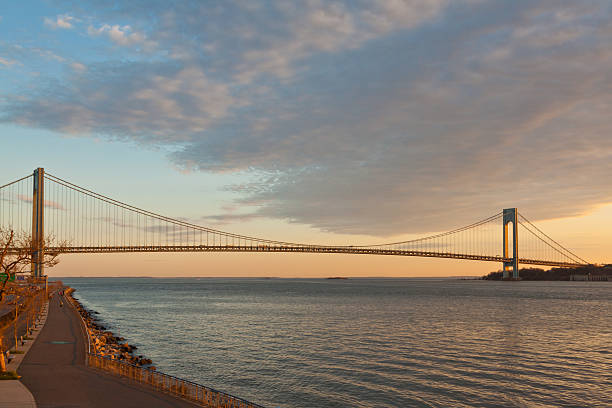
(482, 265), (612, 280)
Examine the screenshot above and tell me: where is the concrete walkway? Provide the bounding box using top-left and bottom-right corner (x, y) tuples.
(0, 297), (48, 408)
(0, 381), (36, 408)
(17, 293), (199, 408)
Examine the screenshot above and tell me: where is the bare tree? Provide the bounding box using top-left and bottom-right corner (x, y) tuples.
(0, 228), (66, 301)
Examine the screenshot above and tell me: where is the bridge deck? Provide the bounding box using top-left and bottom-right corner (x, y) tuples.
(43, 246), (586, 268)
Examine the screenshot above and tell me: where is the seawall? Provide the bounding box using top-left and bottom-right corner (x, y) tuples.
(65, 288), (153, 367)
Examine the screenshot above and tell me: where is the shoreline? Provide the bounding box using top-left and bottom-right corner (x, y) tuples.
(481, 265), (612, 281)
(65, 287), (154, 368)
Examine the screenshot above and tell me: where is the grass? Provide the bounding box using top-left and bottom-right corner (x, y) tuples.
(0, 371), (21, 380)
(23, 336), (33, 340)
(10, 350), (25, 354)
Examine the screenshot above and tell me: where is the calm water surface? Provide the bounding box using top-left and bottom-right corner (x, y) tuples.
(59, 278), (611, 407)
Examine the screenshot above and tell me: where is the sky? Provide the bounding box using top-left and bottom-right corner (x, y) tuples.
(1, 0), (611, 277)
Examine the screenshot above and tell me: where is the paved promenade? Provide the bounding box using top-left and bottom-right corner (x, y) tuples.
(18, 293), (198, 408)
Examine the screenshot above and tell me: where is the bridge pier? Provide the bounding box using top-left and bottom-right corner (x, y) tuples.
(31, 167), (45, 278)
(502, 208), (519, 280)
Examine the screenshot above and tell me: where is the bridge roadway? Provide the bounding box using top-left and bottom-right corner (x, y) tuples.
(46, 245), (587, 268)
(18, 293), (199, 408)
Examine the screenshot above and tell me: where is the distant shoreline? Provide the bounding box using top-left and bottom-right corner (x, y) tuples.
(482, 265), (612, 281)
(52, 276), (480, 280)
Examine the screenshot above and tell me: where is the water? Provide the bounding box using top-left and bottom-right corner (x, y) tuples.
(59, 278), (612, 407)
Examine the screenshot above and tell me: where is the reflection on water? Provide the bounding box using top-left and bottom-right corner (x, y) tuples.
(61, 278), (612, 407)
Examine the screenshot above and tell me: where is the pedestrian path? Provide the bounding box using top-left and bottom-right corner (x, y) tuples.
(0, 299), (48, 408)
(18, 293), (198, 408)
(0, 381), (36, 408)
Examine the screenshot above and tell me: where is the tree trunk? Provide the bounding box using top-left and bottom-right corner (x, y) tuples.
(14, 307), (18, 351)
(0, 342), (6, 372)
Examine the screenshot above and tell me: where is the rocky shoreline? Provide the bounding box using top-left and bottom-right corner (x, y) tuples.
(65, 287), (155, 368)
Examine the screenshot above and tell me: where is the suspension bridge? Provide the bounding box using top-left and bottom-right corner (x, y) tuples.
(1, 168), (589, 280)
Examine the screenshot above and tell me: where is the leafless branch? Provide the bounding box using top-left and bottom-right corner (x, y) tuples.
(0, 228), (68, 301)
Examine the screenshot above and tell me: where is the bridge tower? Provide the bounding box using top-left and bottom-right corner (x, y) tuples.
(31, 167), (45, 278)
(502, 208), (519, 280)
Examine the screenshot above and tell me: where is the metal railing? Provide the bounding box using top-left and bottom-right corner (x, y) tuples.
(87, 353), (266, 408)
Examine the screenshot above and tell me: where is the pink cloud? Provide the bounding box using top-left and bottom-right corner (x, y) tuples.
(18, 194), (65, 210)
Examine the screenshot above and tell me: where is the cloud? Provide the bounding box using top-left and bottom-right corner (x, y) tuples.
(170, 1), (612, 234)
(4, 64), (239, 140)
(4, 1), (612, 236)
(231, 0), (453, 82)
(32, 48), (65, 63)
(87, 24), (155, 49)
(0, 56), (16, 67)
(44, 14), (75, 29)
(2, 44), (65, 62)
(65, 0), (453, 82)
(70, 62), (86, 73)
(18, 195), (65, 210)
(194, 209), (266, 226)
